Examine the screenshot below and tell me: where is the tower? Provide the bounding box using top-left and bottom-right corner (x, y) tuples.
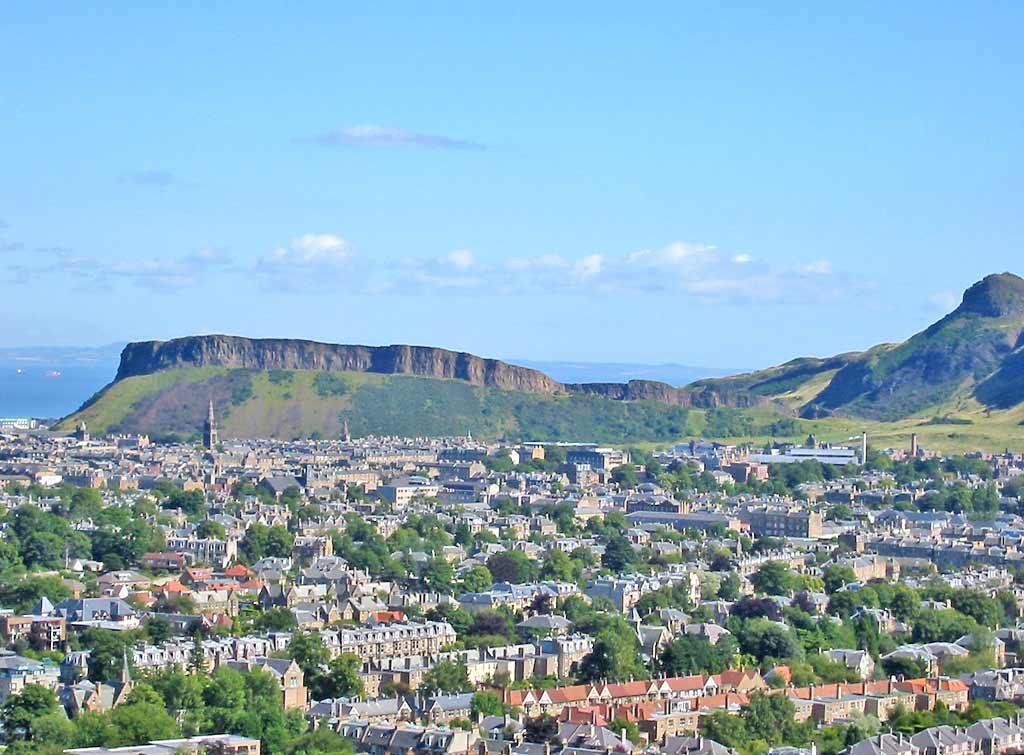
(910, 433), (919, 458)
(203, 400), (218, 450)
(342, 418), (351, 443)
(119, 650), (132, 685)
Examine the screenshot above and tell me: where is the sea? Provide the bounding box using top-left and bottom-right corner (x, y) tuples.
(0, 347), (120, 420)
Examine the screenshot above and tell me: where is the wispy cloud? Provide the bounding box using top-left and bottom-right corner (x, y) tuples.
(11, 246), (233, 293)
(121, 170), (190, 188)
(105, 248), (232, 291)
(297, 124), (485, 151)
(929, 290), (959, 311)
(365, 239), (853, 305)
(8, 229), (862, 307)
(0, 241), (25, 253)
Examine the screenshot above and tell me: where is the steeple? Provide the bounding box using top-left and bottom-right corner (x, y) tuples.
(203, 399), (218, 450)
(342, 418), (351, 443)
(119, 650), (132, 685)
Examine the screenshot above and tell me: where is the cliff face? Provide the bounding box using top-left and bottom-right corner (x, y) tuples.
(114, 335), (768, 409)
(116, 335), (565, 393)
(564, 379), (767, 408)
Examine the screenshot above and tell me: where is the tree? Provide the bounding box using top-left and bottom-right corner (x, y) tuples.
(951, 590), (1003, 628)
(423, 557), (455, 595)
(660, 634), (737, 676)
(827, 504), (853, 522)
(826, 591), (861, 619)
(145, 616), (173, 644)
(486, 551), (538, 583)
(540, 549), (580, 582)
(82, 629), (134, 682)
(737, 620), (799, 663)
(743, 691), (798, 745)
(68, 487), (103, 520)
(29, 712), (75, 750)
(525, 714), (560, 744)
(252, 607), (298, 632)
(890, 585), (921, 622)
(461, 565), (494, 594)
(314, 653), (364, 700)
(240, 523), (294, 563)
(601, 536), (637, 573)
(105, 701), (180, 747)
(608, 716), (641, 745)
(21, 532), (66, 569)
(881, 655), (927, 679)
(148, 668), (206, 718)
(288, 631), (329, 679)
(471, 690), (505, 718)
(578, 630), (649, 683)
(125, 683), (165, 707)
(189, 634), (206, 674)
(196, 520), (227, 540)
(700, 710), (747, 749)
(912, 610), (980, 643)
(822, 565), (857, 594)
(718, 572), (741, 601)
(732, 596), (783, 621)
(284, 728), (355, 755)
(1, 684), (60, 742)
(162, 488), (208, 516)
(611, 465), (639, 489)
(420, 660), (470, 695)
(468, 610), (514, 641)
(751, 561), (795, 596)
(0, 575), (71, 614)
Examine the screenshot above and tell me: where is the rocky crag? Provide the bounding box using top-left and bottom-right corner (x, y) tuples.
(115, 335), (768, 409)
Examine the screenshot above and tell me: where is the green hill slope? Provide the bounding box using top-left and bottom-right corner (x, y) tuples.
(61, 367), (707, 443)
(693, 273), (1024, 421)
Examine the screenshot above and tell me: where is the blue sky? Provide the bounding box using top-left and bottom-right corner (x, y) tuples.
(2, 3), (1023, 368)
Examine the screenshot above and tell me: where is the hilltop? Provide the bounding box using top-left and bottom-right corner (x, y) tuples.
(696, 272), (1024, 421)
(59, 273), (1024, 447)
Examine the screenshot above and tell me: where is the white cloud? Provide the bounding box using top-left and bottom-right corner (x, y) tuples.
(800, 260), (833, 275)
(255, 234), (354, 291)
(297, 124), (485, 151)
(929, 290), (959, 311)
(262, 235), (354, 274)
(573, 254), (604, 280)
(444, 249), (476, 270)
(266, 234), (351, 267)
(505, 254), (570, 272)
(11, 228), (857, 307)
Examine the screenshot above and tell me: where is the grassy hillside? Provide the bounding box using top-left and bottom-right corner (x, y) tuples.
(688, 274), (1024, 423)
(61, 366), (1024, 453)
(61, 368), (706, 443)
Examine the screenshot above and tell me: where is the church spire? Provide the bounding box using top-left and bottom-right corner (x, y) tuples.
(203, 399), (218, 450)
(119, 650), (132, 685)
